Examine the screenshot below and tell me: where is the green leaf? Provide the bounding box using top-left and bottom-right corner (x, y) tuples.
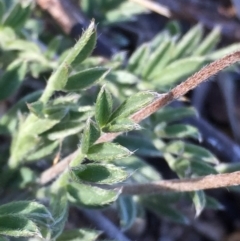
(9, 135), (39, 166)
(45, 36), (62, 59)
(116, 135), (161, 157)
(205, 195), (224, 210)
(56, 229), (101, 241)
(43, 105), (69, 120)
(155, 124), (200, 140)
(87, 143), (132, 161)
(115, 156), (162, 183)
(103, 118), (141, 133)
(154, 106), (196, 123)
(40, 20), (96, 103)
(117, 196), (137, 231)
(23, 116), (61, 135)
(216, 162), (240, 173)
(152, 57), (206, 87)
(3, 2), (31, 29)
(174, 24), (203, 59)
(95, 86), (113, 127)
(109, 91), (157, 121)
(64, 67), (109, 91)
(71, 27), (97, 67)
(164, 141), (218, 164)
(207, 43), (240, 60)
(0, 215), (40, 237)
(165, 20), (181, 36)
(142, 197), (189, 224)
(5, 39), (41, 53)
(67, 182), (119, 208)
(25, 140), (59, 162)
(81, 120), (100, 154)
(106, 70), (139, 84)
(165, 154), (217, 178)
(26, 101), (44, 118)
(44, 121), (85, 140)
(128, 43), (150, 74)
(189, 159), (218, 176)
(27, 102), (69, 120)
(191, 191), (206, 217)
(0, 1), (5, 22)
(50, 64), (69, 91)
(70, 163), (128, 184)
(15, 167), (36, 189)
(194, 27), (221, 55)
(143, 39), (174, 79)
(0, 90), (41, 134)
(50, 180), (69, 240)
(0, 201), (53, 226)
(0, 61), (27, 101)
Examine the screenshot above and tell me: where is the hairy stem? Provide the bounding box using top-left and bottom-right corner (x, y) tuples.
(121, 171), (240, 195)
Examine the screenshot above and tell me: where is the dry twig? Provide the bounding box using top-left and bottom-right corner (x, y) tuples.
(129, 0), (172, 18)
(121, 171), (240, 195)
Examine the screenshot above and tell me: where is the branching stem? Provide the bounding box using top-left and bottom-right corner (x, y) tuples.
(40, 52), (240, 194)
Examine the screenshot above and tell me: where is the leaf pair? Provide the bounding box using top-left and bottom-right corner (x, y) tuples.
(95, 86), (157, 133)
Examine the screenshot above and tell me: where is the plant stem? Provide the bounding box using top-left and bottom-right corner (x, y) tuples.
(120, 171), (240, 195)
(40, 51), (240, 189)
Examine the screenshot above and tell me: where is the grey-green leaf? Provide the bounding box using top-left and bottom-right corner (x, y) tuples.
(142, 197), (189, 224)
(81, 120), (100, 154)
(71, 27), (97, 67)
(103, 118), (141, 133)
(165, 141), (219, 164)
(40, 21), (96, 102)
(50, 183), (69, 239)
(207, 43), (240, 60)
(128, 43), (150, 74)
(194, 27), (221, 56)
(26, 101), (44, 118)
(0, 61), (27, 101)
(174, 24), (203, 59)
(95, 86), (113, 127)
(0, 90), (41, 134)
(154, 106), (197, 124)
(155, 124), (200, 140)
(87, 143), (132, 161)
(70, 163), (128, 184)
(116, 135), (161, 157)
(191, 190), (206, 217)
(56, 229), (101, 241)
(109, 91), (157, 121)
(118, 196), (137, 231)
(67, 182), (120, 208)
(0, 1), (5, 22)
(64, 67), (109, 91)
(143, 39), (174, 79)
(44, 121), (85, 140)
(106, 70), (139, 84)
(0, 201), (53, 224)
(205, 195), (224, 210)
(152, 57), (206, 87)
(3, 2), (31, 29)
(25, 140), (59, 162)
(0, 215), (40, 237)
